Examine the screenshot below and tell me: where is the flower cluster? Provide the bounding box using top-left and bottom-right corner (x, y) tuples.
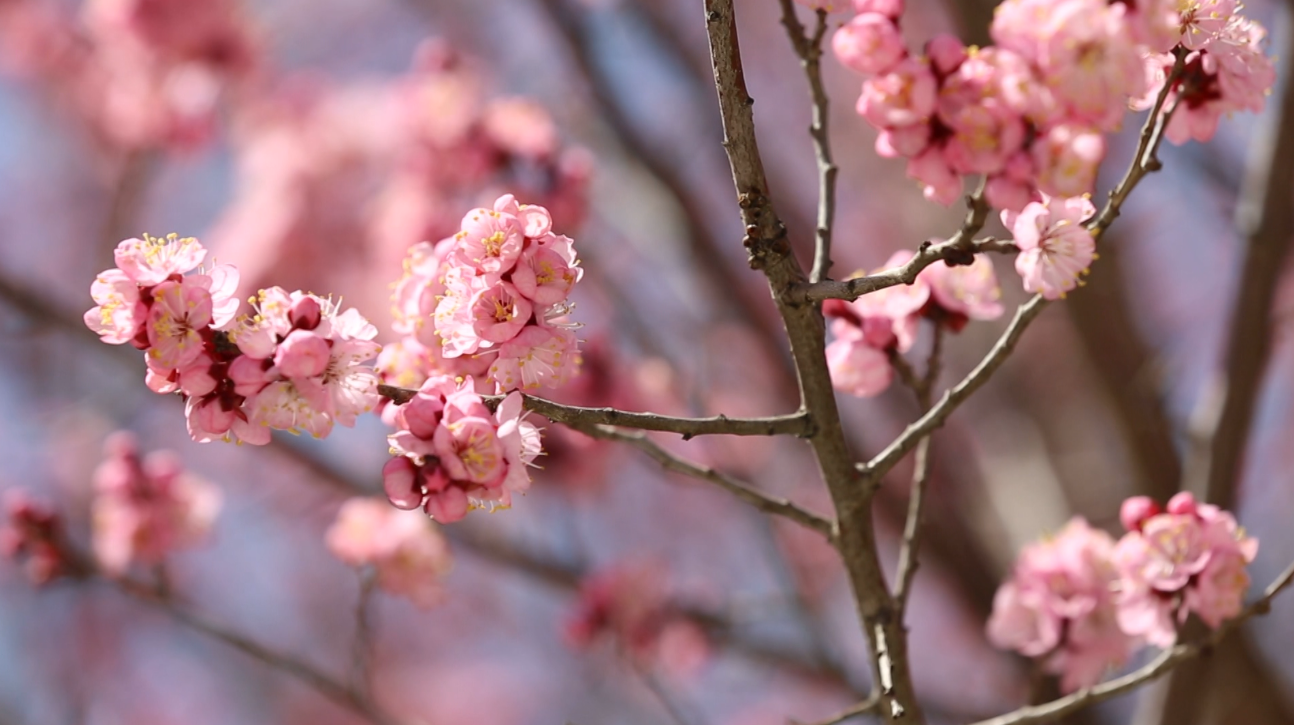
(0, 0), (256, 152)
(381, 376), (541, 523)
(831, 0), (1273, 210)
(0, 490), (72, 585)
(566, 561), (710, 675)
(825, 251), (1002, 397)
(390, 193), (583, 394)
(1114, 493), (1258, 647)
(84, 234), (381, 444)
(326, 497), (453, 608)
(987, 518), (1137, 692)
(91, 432), (221, 574)
(988, 494), (1258, 691)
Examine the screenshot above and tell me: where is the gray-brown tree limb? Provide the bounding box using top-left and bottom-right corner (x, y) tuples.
(703, 0), (922, 720)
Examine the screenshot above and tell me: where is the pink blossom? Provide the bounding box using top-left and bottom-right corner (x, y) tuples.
(920, 255), (1004, 321)
(857, 57), (937, 128)
(91, 432), (221, 574)
(1031, 125), (1105, 199)
(273, 329), (330, 379)
(487, 325), (579, 392)
(1006, 194), (1096, 299)
(85, 269), (146, 344)
(326, 498), (452, 609)
(833, 14), (907, 77)
(907, 147), (961, 205)
(454, 204), (525, 276)
(988, 518), (1138, 692)
(825, 338), (894, 397)
(875, 123), (930, 158)
(112, 233), (207, 286)
(145, 277), (213, 371)
(511, 244), (581, 306)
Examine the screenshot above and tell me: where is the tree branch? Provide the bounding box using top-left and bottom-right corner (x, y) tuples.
(702, 1), (921, 720)
(575, 424), (836, 539)
(1192, 19), (1294, 509)
(377, 385), (812, 438)
(775, 1), (838, 283)
(100, 570), (405, 725)
(791, 234), (1012, 305)
(790, 693), (883, 725)
(967, 559), (1294, 725)
(893, 326), (944, 613)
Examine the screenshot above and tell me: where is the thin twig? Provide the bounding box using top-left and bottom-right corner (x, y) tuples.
(968, 560), (1294, 725)
(792, 232), (1009, 305)
(861, 295), (1048, 484)
(105, 573), (405, 725)
(376, 385), (812, 438)
(893, 326), (944, 613)
(352, 568), (378, 697)
(578, 424), (836, 540)
(1189, 29), (1294, 507)
(775, 0), (837, 283)
(790, 694), (883, 725)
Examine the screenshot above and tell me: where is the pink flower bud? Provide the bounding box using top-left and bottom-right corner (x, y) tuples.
(402, 392), (446, 440)
(1119, 496), (1160, 531)
(424, 486), (470, 523)
(289, 295), (323, 330)
(382, 457), (425, 511)
(274, 329), (331, 379)
(833, 14), (907, 76)
(925, 34), (967, 76)
(1167, 492), (1199, 516)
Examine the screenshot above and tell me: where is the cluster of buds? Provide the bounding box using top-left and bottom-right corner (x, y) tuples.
(91, 432), (221, 574)
(824, 251), (1002, 397)
(84, 234), (381, 444)
(0, 490), (73, 585)
(389, 194), (582, 394)
(830, 0), (1273, 210)
(381, 376), (541, 523)
(988, 493), (1258, 691)
(326, 497), (453, 608)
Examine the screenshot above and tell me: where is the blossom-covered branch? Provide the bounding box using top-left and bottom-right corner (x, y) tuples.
(776, 0), (838, 283)
(972, 559), (1294, 725)
(861, 52), (1188, 484)
(576, 424), (836, 539)
(377, 384), (812, 438)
